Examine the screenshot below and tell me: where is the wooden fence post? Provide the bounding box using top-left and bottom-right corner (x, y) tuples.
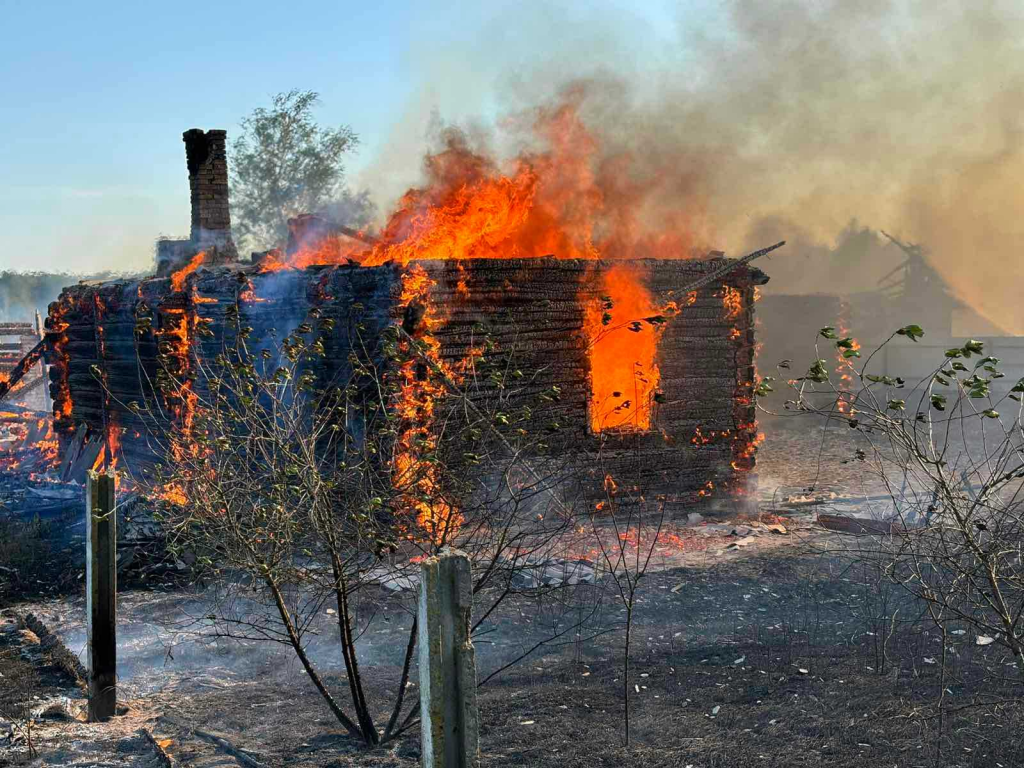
(86, 470), (117, 722)
(418, 549), (479, 768)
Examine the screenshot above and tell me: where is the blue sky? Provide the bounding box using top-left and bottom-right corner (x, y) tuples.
(0, 0), (698, 274)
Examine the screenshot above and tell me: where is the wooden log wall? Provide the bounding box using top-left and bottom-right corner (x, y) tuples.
(44, 256), (767, 517)
(417, 257), (768, 517)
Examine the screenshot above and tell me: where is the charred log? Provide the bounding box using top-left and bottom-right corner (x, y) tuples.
(45, 256), (768, 518)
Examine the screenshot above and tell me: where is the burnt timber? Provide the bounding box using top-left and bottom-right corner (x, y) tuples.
(44, 256), (768, 517)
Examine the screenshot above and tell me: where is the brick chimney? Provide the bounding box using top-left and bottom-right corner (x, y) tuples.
(182, 128), (237, 263)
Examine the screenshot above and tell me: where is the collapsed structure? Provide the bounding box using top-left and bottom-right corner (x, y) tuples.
(35, 128), (772, 517)
(0, 317), (48, 413)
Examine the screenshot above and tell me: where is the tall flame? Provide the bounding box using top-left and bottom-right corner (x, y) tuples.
(585, 265), (663, 432)
(261, 98), (703, 272)
(835, 311), (861, 415)
(393, 265), (464, 545)
(159, 310), (200, 459)
(253, 100), (706, 443)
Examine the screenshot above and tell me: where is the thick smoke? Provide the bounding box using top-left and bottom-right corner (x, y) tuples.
(357, 0), (1024, 333)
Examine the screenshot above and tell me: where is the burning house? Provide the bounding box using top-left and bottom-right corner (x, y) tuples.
(29, 128), (774, 518)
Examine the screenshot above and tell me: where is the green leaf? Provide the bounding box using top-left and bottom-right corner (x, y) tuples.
(835, 337), (855, 349)
(974, 355), (1000, 369)
(842, 349), (861, 359)
(819, 326), (838, 340)
(982, 409), (999, 419)
(964, 375), (990, 398)
(931, 394), (947, 411)
(806, 359), (829, 383)
(944, 348), (962, 359)
(951, 361), (967, 372)
(896, 324), (924, 341)
(887, 399), (906, 411)
(962, 339), (985, 357)
(753, 377), (775, 397)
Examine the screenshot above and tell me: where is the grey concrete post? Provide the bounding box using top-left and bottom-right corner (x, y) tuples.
(418, 549), (479, 768)
(86, 470), (117, 722)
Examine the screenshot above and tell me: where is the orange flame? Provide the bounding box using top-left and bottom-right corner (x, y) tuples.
(91, 445), (106, 472)
(722, 286), (742, 320)
(48, 296), (74, 429)
(170, 252), (206, 292)
(105, 424), (122, 471)
(585, 265), (664, 432)
(243, 99), (711, 440)
(835, 312), (861, 415)
(260, 95), (702, 273)
(392, 266), (464, 545)
(159, 312), (200, 461)
(159, 482), (187, 506)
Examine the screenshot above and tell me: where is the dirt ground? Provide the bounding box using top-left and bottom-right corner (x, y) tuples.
(3, 419), (1022, 767)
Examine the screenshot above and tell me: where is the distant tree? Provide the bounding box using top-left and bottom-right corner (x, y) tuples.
(230, 90), (373, 251)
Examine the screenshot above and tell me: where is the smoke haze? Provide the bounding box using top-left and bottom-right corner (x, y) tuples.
(357, 0), (1024, 333)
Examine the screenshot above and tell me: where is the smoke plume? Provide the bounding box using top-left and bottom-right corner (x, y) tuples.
(358, 0), (1024, 333)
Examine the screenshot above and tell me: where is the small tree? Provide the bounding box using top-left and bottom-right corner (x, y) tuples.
(781, 326), (1024, 682)
(122, 286), (601, 747)
(230, 90), (370, 251)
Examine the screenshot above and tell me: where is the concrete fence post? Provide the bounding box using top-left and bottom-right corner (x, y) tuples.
(86, 470), (117, 722)
(418, 549), (479, 768)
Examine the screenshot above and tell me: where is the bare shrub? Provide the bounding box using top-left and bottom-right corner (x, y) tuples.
(114, 295), (598, 746)
(779, 326), (1024, 683)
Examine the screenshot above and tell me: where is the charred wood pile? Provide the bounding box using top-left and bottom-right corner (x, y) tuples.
(0, 318), (69, 513)
(0, 318), (48, 412)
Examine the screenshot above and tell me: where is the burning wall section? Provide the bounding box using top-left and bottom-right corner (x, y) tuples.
(45, 256), (766, 518)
